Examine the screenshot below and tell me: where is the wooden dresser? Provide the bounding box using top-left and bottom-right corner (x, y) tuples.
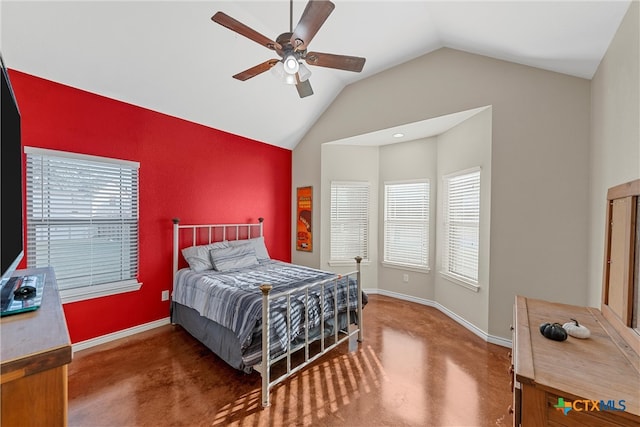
(1, 267), (72, 427)
(512, 296), (640, 426)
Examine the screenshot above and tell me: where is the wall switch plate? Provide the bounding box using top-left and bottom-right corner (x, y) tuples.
(403, 274), (409, 283)
(161, 290), (169, 301)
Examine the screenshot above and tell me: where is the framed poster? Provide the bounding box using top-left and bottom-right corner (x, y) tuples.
(296, 186), (313, 252)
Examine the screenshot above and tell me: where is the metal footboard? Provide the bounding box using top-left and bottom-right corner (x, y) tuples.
(257, 256), (363, 407)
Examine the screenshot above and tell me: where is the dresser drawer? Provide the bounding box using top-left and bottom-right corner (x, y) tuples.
(544, 392), (636, 427)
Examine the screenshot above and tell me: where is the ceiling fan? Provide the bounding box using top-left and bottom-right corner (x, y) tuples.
(212, 0), (366, 98)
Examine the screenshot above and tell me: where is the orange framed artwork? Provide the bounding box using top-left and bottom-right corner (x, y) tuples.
(296, 186), (312, 252)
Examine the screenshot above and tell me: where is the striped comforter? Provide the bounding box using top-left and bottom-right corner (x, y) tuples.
(173, 260), (361, 366)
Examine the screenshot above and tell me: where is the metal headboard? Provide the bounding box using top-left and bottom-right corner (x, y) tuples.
(172, 217), (264, 281)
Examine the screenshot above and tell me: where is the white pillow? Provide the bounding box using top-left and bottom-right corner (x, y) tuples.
(210, 245), (259, 272)
(181, 241), (229, 272)
(228, 236), (270, 260)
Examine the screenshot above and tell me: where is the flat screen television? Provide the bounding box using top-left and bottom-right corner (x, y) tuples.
(1, 53), (24, 286)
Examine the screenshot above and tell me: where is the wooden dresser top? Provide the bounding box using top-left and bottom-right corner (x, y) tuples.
(514, 295), (640, 417)
(0, 267), (72, 384)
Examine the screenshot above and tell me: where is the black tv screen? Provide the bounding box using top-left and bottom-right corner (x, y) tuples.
(1, 54), (24, 283)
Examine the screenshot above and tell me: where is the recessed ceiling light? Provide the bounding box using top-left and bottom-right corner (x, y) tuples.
(392, 133), (404, 138)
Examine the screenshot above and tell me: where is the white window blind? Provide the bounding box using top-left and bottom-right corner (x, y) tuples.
(330, 181), (369, 262)
(442, 168), (480, 285)
(384, 180), (429, 269)
(25, 148), (139, 293)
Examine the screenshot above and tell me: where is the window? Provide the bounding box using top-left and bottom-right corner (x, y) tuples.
(330, 181), (369, 263)
(384, 180), (429, 270)
(442, 168), (481, 288)
(25, 147), (140, 302)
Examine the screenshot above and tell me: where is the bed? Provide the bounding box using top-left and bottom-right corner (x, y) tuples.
(170, 218), (365, 407)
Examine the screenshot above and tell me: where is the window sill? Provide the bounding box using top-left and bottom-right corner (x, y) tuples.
(60, 279), (142, 304)
(382, 262), (430, 274)
(328, 259), (370, 267)
(440, 272), (479, 292)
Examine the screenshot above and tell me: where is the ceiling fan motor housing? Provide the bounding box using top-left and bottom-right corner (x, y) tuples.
(276, 33), (305, 59)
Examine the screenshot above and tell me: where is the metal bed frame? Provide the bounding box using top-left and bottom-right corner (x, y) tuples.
(172, 218), (363, 407)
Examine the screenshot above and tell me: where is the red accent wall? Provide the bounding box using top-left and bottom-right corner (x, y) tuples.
(10, 70), (292, 344)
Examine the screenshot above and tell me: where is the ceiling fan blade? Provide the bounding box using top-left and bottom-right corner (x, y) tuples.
(232, 59), (279, 81)
(296, 78), (314, 98)
(290, 1), (335, 51)
(305, 52), (366, 72)
(212, 12), (281, 51)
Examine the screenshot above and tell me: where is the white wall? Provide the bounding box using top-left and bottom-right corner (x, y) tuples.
(588, 1), (640, 307)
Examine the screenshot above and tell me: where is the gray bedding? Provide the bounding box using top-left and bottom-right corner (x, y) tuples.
(171, 301), (249, 371)
(172, 260), (364, 370)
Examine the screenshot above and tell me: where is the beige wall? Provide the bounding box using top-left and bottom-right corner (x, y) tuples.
(588, 1), (640, 307)
(318, 108), (491, 333)
(320, 144), (379, 285)
(435, 108), (492, 333)
(378, 137), (438, 302)
(294, 47), (591, 340)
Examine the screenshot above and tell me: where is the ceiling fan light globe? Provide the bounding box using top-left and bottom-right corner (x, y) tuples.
(271, 60), (297, 84)
(298, 62), (311, 82)
(284, 73), (297, 85)
(270, 61), (285, 78)
(283, 54), (299, 74)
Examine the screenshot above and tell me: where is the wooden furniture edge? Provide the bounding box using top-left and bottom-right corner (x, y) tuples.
(607, 179), (640, 201)
(520, 383), (547, 425)
(600, 305), (640, 366)
(514, 295), (535, 384)
(1, 267), (71, 426)
(602, 179), (640, 306)
(0, 345), (72, 384)
(601, 178), (640, 360)
(601, 190), (614, 306)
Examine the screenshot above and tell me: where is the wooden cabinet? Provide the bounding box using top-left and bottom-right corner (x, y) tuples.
(1, 267), (72, 427)
(512, 296), (640, 426)
(511, 178), (640, 426)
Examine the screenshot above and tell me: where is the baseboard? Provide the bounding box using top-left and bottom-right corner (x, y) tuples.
(72, 290), (512, 353)
(72, 317), (171, 353)
(366, 288), (512, 348)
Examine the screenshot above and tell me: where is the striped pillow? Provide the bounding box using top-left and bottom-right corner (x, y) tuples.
(182, 241), (230, 272)
(228, 236), (270, 260)
(210, 245), (259, 272)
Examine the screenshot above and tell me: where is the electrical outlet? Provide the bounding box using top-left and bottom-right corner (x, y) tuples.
(161, 290), (169, 301)
(403, 274), (409, 283)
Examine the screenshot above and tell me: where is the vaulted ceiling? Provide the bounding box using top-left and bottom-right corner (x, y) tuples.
(0, 1), (632, 149)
